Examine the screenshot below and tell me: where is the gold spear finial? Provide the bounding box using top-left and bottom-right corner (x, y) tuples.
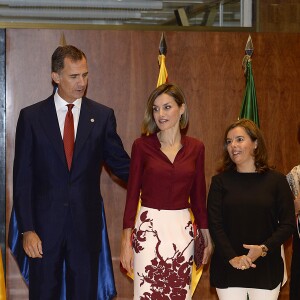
(242, 35), (254, 71)
(245, 35), (254, 56)
(59, 32), (67, 46)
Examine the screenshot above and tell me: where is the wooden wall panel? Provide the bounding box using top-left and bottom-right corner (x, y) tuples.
(258, 0), (300, 32)
(5, 29), (300, 299)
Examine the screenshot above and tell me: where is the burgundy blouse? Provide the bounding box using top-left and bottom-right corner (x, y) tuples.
(123, 134), (208, 229)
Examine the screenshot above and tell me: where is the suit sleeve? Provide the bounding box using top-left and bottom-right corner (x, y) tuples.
(103, 109), (130, 182)
(13, 109), (34, 233)
(122, 140), (143, 229)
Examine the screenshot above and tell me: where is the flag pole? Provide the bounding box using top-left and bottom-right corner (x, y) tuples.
(239, 35), (260, 128)
(123, 32), (170, 281)
(157, 32), (168, 87)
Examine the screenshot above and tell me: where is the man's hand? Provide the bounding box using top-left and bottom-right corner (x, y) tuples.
(23, 231), (43, 258)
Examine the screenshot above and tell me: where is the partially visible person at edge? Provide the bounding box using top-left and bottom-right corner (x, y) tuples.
(207, 118), (295, 300)
(120, 83), (213, 299)
(286, 164), (300, 300)
(11, 45), (130, 299)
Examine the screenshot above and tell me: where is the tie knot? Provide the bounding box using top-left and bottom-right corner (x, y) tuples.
(67, 104), (74, 112)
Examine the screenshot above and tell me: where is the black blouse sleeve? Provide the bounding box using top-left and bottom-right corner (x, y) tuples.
(208, 175), (237, 262)
(262, 174), (295, 251)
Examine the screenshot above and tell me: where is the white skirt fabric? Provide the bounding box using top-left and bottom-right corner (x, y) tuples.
(132, 206), (194, 300)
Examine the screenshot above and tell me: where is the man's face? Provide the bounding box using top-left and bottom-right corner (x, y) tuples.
(52, 57), (88, 103)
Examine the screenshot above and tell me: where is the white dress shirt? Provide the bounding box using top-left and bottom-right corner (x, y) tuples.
(54, 91), (82, 139)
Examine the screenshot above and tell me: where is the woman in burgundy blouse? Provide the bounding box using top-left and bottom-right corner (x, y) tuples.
(120, 83), (212, 299)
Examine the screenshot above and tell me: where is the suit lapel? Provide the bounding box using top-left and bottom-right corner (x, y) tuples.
(39, 96), (66, 166)
(73, 98), (95, 161)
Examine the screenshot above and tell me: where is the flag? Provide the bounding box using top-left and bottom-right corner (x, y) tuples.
(239, 35), (260, 127)
(157, 32), (204, 296)
(96, 202), (117, 299)
(157, 33), (168, 87)
(9, 201), (116, 300)
(239, 38), (287, 300)
(0, 249), (6, 300)
(239, 35), (259, 300)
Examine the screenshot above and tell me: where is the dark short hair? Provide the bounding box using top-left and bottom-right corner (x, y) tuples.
(51, 45), (86, 73)
(219, 118), (270, 173)
(141, 83), (189, 134)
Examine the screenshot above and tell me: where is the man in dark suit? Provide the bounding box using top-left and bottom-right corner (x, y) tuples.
(12, 45), (130, 299)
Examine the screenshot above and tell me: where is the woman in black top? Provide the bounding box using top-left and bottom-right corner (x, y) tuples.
(208, 119), (295, 300)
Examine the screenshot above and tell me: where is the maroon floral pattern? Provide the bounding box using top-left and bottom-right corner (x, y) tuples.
(132, 210), (194, 299)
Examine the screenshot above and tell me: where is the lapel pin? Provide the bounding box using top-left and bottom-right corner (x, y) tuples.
(90, 118), (95, 123)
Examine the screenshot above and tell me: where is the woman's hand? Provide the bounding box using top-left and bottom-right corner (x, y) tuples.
(200, 228), (213, 265)
(120, 228), (134, 276)
(243, 244), (265, 263)
(229, 254), (256, 270)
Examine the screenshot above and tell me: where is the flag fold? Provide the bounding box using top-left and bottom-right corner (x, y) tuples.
(8, 201), (116, 300)
(239, 58), (260, 127)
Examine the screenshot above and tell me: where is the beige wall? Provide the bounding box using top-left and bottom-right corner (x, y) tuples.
(5, 29), (300, 299)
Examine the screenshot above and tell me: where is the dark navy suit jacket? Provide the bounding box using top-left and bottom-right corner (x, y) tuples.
(13, 95), (130, 252)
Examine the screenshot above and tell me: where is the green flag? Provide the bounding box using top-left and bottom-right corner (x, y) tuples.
(239, 59), (260, 128)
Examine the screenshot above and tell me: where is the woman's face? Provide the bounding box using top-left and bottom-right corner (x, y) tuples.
(226, 126), (257, 172)
(152, 93), (184, 132)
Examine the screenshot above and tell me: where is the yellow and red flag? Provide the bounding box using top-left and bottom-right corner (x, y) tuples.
(157, 32), (168, 87)
(157, 33), (203, 296)
(0, 248), (6, 300)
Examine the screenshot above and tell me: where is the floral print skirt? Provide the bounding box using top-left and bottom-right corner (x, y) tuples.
(132, 206), (194, 300)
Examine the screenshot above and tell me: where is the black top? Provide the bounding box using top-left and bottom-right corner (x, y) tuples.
(208, 169), (295, 289)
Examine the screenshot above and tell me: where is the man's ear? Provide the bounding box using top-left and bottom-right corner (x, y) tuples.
(51, 72), (60, 84)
